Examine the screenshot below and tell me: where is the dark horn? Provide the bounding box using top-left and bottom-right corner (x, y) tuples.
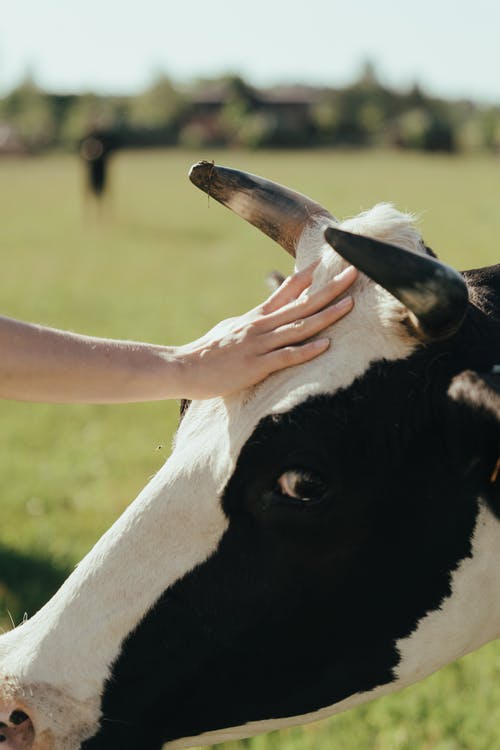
(189, 161), (334, 258)
(324, 226), (469, 341)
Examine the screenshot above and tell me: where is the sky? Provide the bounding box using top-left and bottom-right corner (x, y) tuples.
(1, 0), (499, 103)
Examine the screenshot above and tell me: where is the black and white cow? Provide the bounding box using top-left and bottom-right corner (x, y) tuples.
(1, 162), (500, 750)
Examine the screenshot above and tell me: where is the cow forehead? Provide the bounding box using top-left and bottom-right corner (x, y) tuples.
(177, 205), (423, 479)
(297, 201), (426, 271)
(273, 203), (424, 408)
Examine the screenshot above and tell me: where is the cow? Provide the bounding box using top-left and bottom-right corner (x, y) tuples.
(1, 160), (500, 750)
(80, 130), (119, 222)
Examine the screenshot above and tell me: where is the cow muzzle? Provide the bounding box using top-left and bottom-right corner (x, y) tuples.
(0, 708), (35, 750)
(0, 677), (99, 750)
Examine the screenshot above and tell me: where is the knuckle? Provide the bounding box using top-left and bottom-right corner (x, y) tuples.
(252, 315), (267, 332)
(241, 326), (255, 343)
(280, 346), (297, 365)
(245, 316), (262, 332)
(295, 295), (313, 313)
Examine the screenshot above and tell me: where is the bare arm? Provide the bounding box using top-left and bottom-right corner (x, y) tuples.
(0, 264), (356, 403)
(0, 317), (182, 403)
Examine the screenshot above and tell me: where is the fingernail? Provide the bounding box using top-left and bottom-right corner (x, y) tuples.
(336, 265), (357, 280)
(313, 338), (330, 349)
(334, 295), (353, 311)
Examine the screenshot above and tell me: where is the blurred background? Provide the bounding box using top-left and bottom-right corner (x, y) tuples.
(1, 0), (500, 154)
(1, 2), (500, 748)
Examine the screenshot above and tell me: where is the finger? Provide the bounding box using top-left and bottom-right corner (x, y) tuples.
(264, 295), (354, 350)
(263, 338), (331, 374)
(260, 261), (320, 315)
(260, 265), (357, 332)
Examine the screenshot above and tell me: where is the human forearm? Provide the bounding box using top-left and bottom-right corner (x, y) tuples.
(0, 262), (357, 404)
(0, 317), (180, 403)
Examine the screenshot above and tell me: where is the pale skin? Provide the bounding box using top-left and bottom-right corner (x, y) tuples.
(0, 263), (356, 404)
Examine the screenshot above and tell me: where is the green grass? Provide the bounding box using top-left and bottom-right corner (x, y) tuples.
(1, 148), (500, 748)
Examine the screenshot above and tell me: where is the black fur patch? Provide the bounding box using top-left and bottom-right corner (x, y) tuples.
(179, 398), (191, 421)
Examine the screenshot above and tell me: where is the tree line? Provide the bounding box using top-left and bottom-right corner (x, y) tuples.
(1, 64), (499, 154)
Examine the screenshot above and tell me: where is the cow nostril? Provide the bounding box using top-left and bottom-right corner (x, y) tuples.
(0, 709), (35, 748)
(9, 710), (29, 726)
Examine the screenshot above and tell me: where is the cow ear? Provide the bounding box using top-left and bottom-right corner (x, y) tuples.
(448, 368), (500, 513)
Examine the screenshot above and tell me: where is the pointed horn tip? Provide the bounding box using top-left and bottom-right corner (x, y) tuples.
(188, 160), (215, 189)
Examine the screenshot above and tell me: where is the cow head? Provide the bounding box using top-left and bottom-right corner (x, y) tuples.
(1, 163), (500, 750)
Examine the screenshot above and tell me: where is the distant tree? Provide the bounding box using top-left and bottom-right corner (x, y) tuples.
(217, 75), (258, 145)
(1, 74), (55, 150)
(314, 62), (400, 146)
(423, 112), (456, 152)
(127, 74), (185, 133)
(0, 67), (494, 154)
(393, 106), (457, 153)
(312, 96), (339, 138)
(408, 83), (426, 106)
(45, 93), (79, 144)
(312, 88), (363, 146)
(480, 107), (500, 152)
(60, 94), (125, 147)
(392, 108), (429, 149)
(357, 60), (379, 89)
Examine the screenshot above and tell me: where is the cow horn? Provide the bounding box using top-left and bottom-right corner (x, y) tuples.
(324, 226), (469, 341)
(189, 161), (334, 258)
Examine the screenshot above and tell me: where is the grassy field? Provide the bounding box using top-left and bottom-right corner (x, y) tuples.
(1, 148), (500, 749)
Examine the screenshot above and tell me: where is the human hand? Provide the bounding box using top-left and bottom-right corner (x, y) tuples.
(177, 262), (357, 399)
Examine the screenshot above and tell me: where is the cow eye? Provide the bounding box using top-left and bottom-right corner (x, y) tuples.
(276, 469), (327, 503)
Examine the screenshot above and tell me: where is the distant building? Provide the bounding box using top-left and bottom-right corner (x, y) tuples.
(182, 81), (321, 147)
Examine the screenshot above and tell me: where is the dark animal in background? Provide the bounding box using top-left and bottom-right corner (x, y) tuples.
(79, 130), (118, 216)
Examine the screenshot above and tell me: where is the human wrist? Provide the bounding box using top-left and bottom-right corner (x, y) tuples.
(168, 341), (201, 400)
(146, 345), (186, 401)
